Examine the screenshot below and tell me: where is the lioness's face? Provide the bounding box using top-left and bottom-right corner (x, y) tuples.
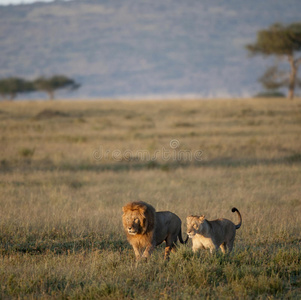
(186, 216), (204, 238)
(122, 210), (144, 235)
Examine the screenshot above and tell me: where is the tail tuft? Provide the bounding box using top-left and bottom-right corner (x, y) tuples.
(231, 207), (242, 230)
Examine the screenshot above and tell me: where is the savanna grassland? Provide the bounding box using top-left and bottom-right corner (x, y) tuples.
(0, 98), (301, 299)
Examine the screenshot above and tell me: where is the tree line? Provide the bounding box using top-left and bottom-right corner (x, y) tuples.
(0, 75), (80, 101)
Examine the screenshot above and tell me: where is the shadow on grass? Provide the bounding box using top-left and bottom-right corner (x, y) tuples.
(4, 154), (301, 173)
(1, 153), (301, 174)
(1, 238), (130, 255)
(4, 236), (300, 257)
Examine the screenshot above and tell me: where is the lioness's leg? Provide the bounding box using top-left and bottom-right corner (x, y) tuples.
(226, 233), (236, 253)
(220, 243), (227, 254)
(192, 245), (198, 253)
(227, 239), (234, 253)
(209, 244), (219, 254)
(209, 247), (215, 254)
(192, 240), (205, 253)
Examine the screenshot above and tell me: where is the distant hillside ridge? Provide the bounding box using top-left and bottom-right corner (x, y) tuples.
(0, 0), (300, 99)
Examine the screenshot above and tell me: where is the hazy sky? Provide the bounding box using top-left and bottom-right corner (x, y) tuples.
(0, 0), (53, 4)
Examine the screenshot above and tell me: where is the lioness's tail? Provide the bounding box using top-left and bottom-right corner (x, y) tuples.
(231, 207), (242, 230)
(178, 228), (189, 244)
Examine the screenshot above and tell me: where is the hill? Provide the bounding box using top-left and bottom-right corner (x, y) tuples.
(0, 0), (300, 99)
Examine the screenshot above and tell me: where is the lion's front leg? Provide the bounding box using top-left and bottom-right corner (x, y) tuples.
(132, 245), (143, 261)
(142, 243), (155, 260)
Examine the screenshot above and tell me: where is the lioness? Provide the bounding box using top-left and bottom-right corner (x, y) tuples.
(122, 201), (188, 261)
(187, 207), (242, 254)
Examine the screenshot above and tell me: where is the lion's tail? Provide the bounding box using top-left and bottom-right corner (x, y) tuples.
(231, 207), (242, 230)
(178, 228), (189, 244)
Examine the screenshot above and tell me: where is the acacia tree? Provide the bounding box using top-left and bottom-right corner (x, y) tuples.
(246, 23), (301, 99)
(34, 75), (80, 100)
(0, 77), (35, 100)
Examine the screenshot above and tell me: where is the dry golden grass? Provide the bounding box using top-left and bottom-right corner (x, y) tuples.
(0, 98), (300, 298)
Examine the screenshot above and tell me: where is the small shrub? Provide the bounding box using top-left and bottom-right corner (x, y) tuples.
(19, 147), (35, 158)
(174, 122), (194, 127)
(287, 153), (301, 163)
(33, 109), (69, 120)
(146, 160), (159, 169)
(254, 91), (285, 98)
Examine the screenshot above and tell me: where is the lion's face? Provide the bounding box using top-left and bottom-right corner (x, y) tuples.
(186, 215), (205, 238)
(122, 209), (146, 235)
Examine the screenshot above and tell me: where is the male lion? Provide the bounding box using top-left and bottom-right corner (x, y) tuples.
(122, 201), (188, 261)
(186, 207), (242, 254)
